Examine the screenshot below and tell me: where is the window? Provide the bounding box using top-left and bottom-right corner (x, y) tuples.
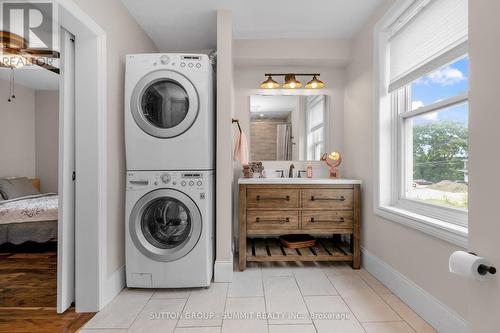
(374, 0), (468, 246)
(400, 56), (469, 211)
(306, 96), (326, 160)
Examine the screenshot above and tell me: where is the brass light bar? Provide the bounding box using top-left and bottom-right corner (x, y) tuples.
(260, 73), (324, 89)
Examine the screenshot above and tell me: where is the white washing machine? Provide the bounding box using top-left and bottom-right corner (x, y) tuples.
(125, 170), (214, 288)
(125, 53), (214, 171)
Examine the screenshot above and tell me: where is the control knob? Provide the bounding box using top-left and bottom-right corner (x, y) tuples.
(160, 173), (171, 184)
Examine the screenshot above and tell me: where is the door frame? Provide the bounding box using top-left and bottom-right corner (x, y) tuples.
(57, 0), (108, 312)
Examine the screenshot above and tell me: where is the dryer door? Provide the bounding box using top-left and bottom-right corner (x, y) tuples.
(129, 189), (202, 262)
(131, 70), (199, 138)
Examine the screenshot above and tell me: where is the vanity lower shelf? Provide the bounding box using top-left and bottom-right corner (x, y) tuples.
(246, 238), (353, 262)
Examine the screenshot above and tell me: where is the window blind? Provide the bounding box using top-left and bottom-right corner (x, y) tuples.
(389, 0), (468, 91)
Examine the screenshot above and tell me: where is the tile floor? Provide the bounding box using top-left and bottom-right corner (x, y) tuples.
(79, 262), (437, 333)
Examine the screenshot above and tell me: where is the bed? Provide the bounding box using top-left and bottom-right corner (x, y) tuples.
(0, 178), (58, 245)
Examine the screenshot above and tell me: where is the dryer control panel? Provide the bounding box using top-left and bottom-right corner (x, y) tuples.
(127, 171), (205, 191)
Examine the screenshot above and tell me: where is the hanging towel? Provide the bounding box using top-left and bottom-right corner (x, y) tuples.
(234, 130), (249, 166)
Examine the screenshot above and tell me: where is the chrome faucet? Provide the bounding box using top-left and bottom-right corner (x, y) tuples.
(288, 163), (295, 178)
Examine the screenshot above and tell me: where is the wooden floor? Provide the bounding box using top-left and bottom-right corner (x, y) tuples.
(0, 242), (94, 333)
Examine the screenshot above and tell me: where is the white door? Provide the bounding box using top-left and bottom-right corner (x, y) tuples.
(467, 1), (500, 331)
(57, 28), (75, 314)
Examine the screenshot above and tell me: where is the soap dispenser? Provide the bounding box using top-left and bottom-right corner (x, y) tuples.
(306, 161), (313, 178)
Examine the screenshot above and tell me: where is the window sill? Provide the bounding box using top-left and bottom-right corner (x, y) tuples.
(375, 205), (468, 248)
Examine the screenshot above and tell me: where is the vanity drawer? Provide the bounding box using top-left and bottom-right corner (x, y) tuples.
(301, 211), (353, 230)
(247, 210), (299, 231)
(247, 188), (300, 209)
(302, 188), (353, 210)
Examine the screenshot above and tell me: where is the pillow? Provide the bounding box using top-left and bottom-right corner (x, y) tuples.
(0, 177), (40, 200)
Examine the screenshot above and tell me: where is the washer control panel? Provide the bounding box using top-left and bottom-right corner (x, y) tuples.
(127, 171), (205, 190)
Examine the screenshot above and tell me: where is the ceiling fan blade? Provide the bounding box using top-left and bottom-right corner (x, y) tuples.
(23, 48), (60, 58)
(21, 53), (60, 74)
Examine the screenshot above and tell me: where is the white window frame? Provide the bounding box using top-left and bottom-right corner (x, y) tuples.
(306, 96), (326, 160)
(373, 0), (468, 247)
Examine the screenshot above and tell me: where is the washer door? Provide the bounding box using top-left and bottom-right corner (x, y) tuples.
(131, 70), (199, 138)
(129, 189), (202, 262)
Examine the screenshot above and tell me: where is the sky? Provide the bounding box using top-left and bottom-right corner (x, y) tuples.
(411, 56), (469, 126)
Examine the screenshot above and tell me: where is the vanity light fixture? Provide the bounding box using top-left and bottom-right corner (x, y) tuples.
(283, 74), (302, 89)
(260, 73), (324, 89)
(260, 75), (280, 89)
(305, 75), (325, 89)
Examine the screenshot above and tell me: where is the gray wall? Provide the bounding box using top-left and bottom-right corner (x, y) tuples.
(0, 79), (36, 179)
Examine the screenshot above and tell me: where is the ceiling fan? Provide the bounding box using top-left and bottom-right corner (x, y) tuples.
(0, 31), (60, 74)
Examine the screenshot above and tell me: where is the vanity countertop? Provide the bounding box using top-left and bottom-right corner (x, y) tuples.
(238, 177), (362, 185)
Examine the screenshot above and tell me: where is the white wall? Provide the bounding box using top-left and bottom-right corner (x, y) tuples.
(35, 91), (59, 193)
(72, 0), (158, 277)
(0, 79), (36, 178)
(343, 0), (468, 319)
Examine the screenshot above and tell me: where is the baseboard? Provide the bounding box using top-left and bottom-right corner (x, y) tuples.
(361, 248), (467, 333)
(101, 265), (126, 308)
(214, 260), (233, 282)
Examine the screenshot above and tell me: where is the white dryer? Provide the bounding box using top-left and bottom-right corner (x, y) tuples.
(125, 53), (214, 171)
(125, 170), (214, 288)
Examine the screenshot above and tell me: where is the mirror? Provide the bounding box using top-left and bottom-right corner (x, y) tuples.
(249, 95), (329, 161)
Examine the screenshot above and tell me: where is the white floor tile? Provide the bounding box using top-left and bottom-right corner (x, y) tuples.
(177, 283), (228, 327)
(83, 289), (153, 329)
(268, 325), (317, 333)
(357, 270), (392, 295)
(222, 298), (268, 333)
(304, 296), (365, 333)
(263, 277), (311, 324)
(327, 275), (371, 296)
(381, 294), (437, 333)
(174, 328), (221, 333)
(321, 262), (358, 276)
(341, 289), (401, 323)
(79, 330), (127, 333)
(127, 298), (186, 333)
(261, 262), (294, 278)
(362, 321), (416, 333)
(228, 268), (263, 297)
(293, 268), (338, 296)
(152, 288), (192, 299)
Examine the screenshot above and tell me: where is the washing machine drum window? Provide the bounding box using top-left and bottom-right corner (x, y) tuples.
(131, 70), (199, 138)
(130, 189), (202, 262)
(141, 197), (191, 249)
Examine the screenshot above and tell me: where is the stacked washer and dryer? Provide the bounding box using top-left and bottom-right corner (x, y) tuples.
(124, 53), (215, 288)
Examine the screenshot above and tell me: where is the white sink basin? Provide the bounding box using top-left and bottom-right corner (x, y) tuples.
(238, 177), (362, 185)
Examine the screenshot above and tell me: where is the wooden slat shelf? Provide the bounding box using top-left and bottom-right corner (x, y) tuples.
(246, 238), (353, 262)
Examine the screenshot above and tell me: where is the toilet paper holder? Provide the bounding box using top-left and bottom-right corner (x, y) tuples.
(469, 252), (497, 276)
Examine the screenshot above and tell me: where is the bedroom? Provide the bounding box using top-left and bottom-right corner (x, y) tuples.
(0, 63), (62, 310)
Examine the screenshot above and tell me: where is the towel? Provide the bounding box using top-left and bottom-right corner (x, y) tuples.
(234, 130), (249, 166)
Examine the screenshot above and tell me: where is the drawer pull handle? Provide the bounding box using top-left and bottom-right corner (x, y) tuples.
(310, 196), (345, 201)
(310, 217), (345, 223)
(256, 217), (290, 224)
(256, 195), (290, 201)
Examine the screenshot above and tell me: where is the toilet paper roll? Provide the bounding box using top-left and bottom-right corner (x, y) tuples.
(449, 251), (492, 281)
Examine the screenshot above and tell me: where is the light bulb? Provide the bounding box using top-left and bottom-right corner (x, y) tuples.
(289, 82), (296, 89)
(311, 82), (317, 88)
(267, 82), (273, 88)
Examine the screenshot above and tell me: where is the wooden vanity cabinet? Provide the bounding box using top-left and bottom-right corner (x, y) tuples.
(239, 183), (361, 271)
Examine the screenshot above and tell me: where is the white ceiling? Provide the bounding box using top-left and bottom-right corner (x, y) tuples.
(0, 66), (59, 91)
(121, 0), (383, 52)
